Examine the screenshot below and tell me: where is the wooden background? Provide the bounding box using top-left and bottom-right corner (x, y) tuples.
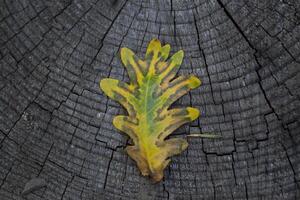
(0, 0), (299, 199)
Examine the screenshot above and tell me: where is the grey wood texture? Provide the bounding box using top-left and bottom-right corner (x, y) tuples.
(0, 0), (299, 199)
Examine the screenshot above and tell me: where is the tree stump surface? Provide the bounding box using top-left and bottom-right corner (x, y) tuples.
(0, 0), (299, 199)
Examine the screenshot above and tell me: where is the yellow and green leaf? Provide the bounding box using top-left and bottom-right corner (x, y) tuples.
(100, 39), (201, 182)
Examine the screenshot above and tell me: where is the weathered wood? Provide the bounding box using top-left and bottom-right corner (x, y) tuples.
(22, 178), (47, 196)
(0, 0), (299, 199)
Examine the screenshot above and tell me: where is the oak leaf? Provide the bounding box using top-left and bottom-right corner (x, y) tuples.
(100, 39), (201, 182)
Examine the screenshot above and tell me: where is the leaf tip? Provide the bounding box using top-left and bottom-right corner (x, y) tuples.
(149, 38), (161, 46)
(146, 39), (162, 56)
(120, 47), (134, 64)
(171, 50), (184, 65)
(186, 107), (200, 120)
(100, 78), (118, 96)
(112, 115), (122, 130)
(161, 44), (171, 60)
(189, 75), (201, 89)
(99, 78), (109, 90)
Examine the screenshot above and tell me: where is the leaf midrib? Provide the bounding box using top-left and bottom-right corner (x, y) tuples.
(144, 76), (151, 118)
